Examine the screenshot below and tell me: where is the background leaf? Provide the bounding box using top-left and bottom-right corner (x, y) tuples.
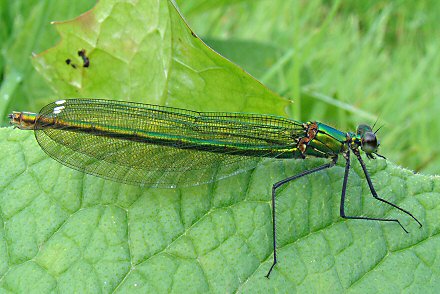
(0, 0), (95, 123)
(31, 0), (288, 114)
(1, 0), (439, 293)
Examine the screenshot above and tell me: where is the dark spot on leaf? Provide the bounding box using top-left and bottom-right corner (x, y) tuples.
(65, 59), (77, 69)
(78, 49), (90, 67)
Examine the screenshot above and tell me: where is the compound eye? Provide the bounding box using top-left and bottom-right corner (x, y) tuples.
(361, 132), (378, 154)
(357, 124), (372, 136)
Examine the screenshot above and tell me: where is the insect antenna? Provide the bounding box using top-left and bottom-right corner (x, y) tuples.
(374, 125), (384, 134)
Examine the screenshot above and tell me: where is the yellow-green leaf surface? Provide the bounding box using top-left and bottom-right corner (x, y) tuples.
(32, 0), (287, 114)
(0, 0), (95, 123)
(1, 0), (440, 293)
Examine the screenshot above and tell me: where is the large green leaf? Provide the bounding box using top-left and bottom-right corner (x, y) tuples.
(1, 128), (438, 293)
(1, 0), (439, 293)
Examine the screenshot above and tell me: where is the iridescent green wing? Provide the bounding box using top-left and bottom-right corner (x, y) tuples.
(34, 99), (304, 188)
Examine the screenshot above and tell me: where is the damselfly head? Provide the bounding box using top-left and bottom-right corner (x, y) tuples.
(356, 124), (373, 136)
(357, 124), (379, 155)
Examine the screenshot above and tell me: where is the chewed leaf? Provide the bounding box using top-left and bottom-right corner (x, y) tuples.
(32, 0), (288, 114)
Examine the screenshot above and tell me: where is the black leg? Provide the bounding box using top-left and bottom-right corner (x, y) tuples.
(354, 151), (422, 228)
(340, 151), (414, 233)
(265, 157), (337, 278)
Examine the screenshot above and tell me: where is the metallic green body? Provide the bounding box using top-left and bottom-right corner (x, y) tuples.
(9, 99), (351, 187)
(305, 123), (347, 158)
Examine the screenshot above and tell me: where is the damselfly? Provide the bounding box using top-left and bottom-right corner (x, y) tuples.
(9, 98), (422, 278)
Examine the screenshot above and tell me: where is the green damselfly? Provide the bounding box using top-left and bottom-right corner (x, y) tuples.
(9, 98), (422, 278)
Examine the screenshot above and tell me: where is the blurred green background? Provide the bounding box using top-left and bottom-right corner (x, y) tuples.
(1, 0), (439, 174)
